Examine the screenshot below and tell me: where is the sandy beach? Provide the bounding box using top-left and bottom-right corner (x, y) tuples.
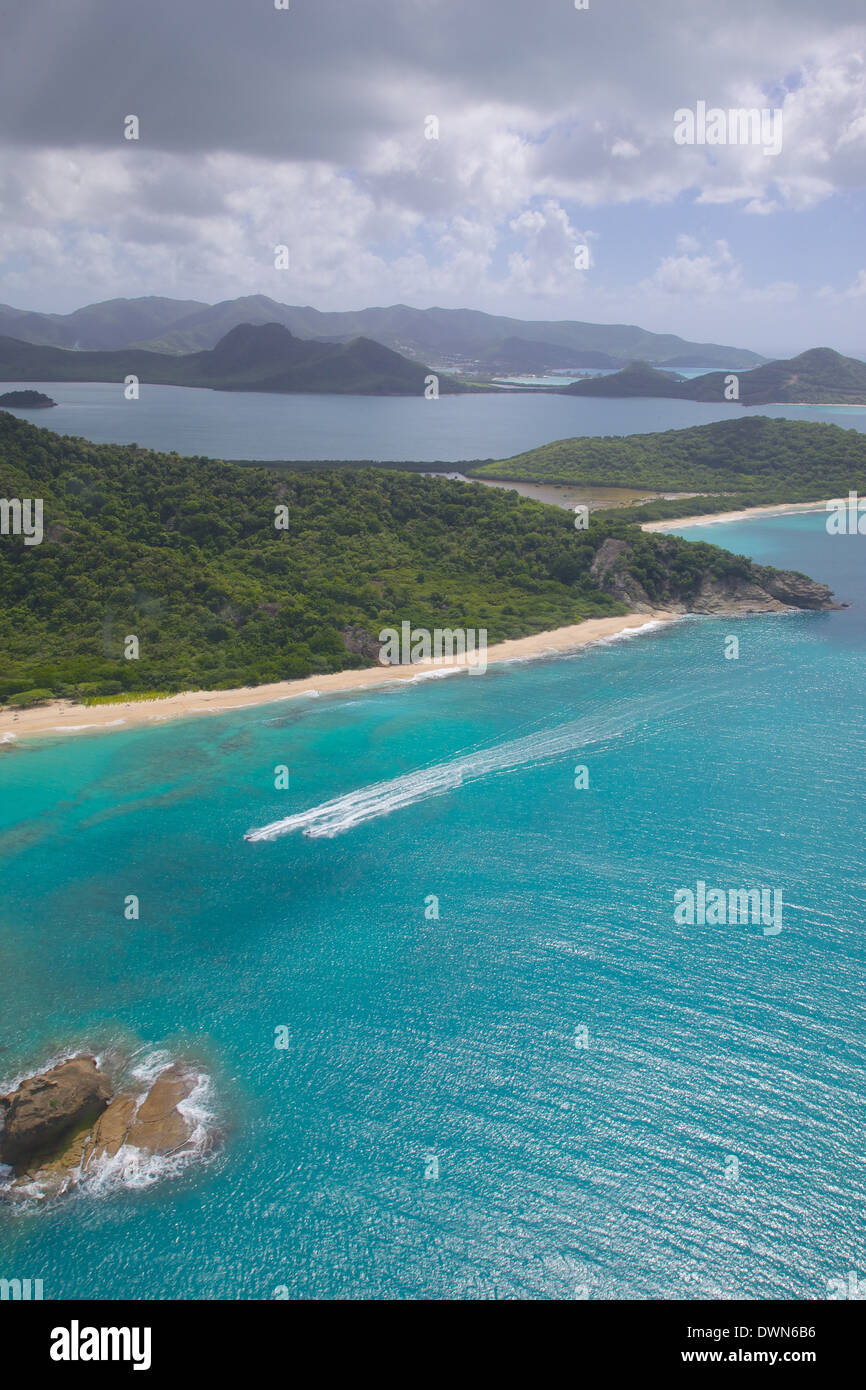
(0, 611), (676, 743)
(641, 500), (833, 532)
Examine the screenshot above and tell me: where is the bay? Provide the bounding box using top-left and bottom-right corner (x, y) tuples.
(2, 379), (865, 462)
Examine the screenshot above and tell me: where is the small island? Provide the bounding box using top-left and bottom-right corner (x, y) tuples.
(0, 389), (57, 408)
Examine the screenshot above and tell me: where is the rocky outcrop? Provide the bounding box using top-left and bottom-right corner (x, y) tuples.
(0, 1054), (213, 1198)
(0, 1055), (112, 1168)
(757, 567), (843, 610)
(590, 538), (655, 611)
(590, 534), (843, 615)
(342, 625), (383, 661)
(80, 1064), (197, 1172)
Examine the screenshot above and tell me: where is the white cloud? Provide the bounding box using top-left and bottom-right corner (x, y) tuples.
(506, 201), (594, 297)
(642, 240), (742, 297)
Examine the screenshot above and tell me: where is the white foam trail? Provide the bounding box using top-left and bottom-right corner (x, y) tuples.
(245, 692), (687, 842)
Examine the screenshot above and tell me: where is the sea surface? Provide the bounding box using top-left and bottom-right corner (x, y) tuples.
(2, 379), (865, 461)
(0, 511), (863, 1299)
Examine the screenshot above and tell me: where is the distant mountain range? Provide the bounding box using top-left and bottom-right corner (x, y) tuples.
(558, 348), (866, 405)
(0, 295), (766, 371)
(0, 322), (472, 396)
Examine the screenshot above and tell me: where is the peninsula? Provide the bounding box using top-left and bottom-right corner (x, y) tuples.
(0, 412), (840, 725)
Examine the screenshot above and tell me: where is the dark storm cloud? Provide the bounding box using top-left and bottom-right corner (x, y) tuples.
(2, 0), (862, 160)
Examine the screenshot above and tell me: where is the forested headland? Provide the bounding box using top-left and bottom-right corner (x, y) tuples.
(0, 411), (818, 706)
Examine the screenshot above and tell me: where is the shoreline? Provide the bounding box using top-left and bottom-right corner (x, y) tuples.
(641, 499), (833, 532)
(0, 611), (676, 744)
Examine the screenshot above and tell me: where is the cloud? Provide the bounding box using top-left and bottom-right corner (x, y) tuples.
(506, 201), (594, 297)
(0, 0), (864, 352)
(642, 240), (743, 297)
(819, 267), (866, 298)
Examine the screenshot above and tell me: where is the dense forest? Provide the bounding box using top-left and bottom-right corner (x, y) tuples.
(470, 417), (866, 513)
(0, 412), (774, 704)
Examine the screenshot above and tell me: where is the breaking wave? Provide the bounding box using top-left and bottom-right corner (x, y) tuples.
(76, 1063), (217, 1197)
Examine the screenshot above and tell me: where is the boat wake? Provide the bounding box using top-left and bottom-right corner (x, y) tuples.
(244, 691), (689, 841)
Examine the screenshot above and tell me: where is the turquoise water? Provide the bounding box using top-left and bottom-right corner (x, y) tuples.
(2, 380), (865, 460)
(1, 512), (864, 1299)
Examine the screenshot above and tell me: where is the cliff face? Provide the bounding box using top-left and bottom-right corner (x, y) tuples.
(589, 536), (842, 615)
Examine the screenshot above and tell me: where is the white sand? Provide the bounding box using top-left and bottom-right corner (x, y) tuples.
(0, 611), (677, 743)
(641, 500), (833, 532)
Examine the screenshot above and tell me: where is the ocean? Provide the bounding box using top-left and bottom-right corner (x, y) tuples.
(2, 380), (865, 460)
(0, 510), (863, 1299)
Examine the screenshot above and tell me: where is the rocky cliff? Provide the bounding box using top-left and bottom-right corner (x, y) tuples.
(590, 535), (842, 615)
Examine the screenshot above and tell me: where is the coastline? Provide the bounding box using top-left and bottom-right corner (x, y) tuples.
(0, 611), (676, 743)
(641, 499), (833, 532)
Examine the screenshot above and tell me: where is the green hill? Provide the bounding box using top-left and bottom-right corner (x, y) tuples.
(467, 416), (866, 520)
(0, 412), (834, 702)
(558, 348), (866, 405)
(0, 296), (206, 351)
(0, 322), (472, 396)
(560, 362), (689, 397)
(684, 347), (866, 405)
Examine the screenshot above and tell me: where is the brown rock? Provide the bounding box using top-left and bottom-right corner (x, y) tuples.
(0, 1055), (112, 1169)
(758, 567), (844, 611)
(589, 538), (655, 611)
(80, 1065), (196, 1174)
(342, 625), (383, 661)
(80, 1092), (139, 1171)
(126, 1065), (195, 1153)
(589, 535), (843, 616)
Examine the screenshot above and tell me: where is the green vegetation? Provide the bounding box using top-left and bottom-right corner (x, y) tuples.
(7, 688), (52, 708)
(683, 348), (866, 405)
(469, 416), (866, 520)
(0, 408), (839, 695)
(0, 411), (806, 702)
(0, 410), (626, 700)
(80, 691), (173, 706)
(560, 362), (690, 398)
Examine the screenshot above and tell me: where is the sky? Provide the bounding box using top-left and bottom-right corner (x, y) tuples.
(0, 0), (865, 356)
